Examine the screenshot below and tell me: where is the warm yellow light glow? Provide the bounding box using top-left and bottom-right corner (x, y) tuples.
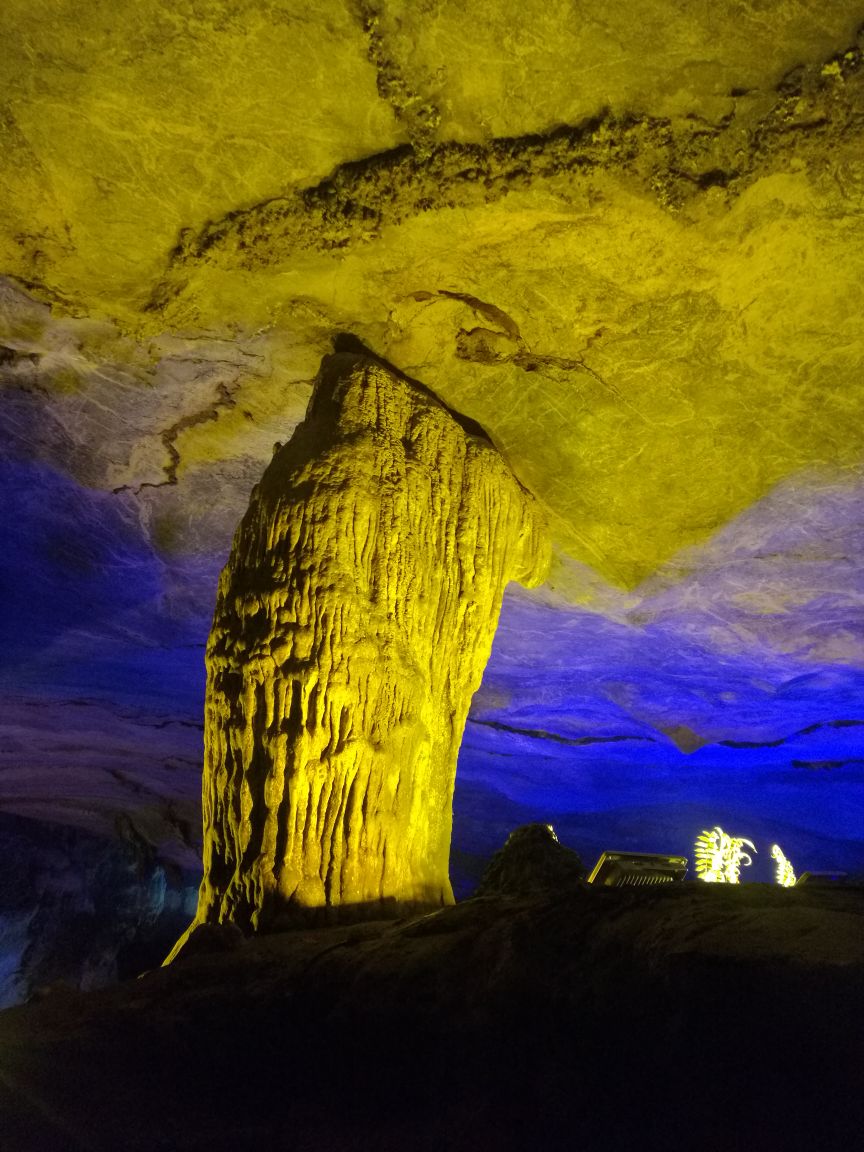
(166, 352), (549, 959)
(771, 844), (797, 887)
(694, 826), (756, 884)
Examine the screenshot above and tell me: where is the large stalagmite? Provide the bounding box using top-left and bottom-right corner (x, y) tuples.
(170, 350), (548, 949)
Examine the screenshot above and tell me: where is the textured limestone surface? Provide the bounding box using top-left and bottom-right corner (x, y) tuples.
(2, 0), (864, 995)
(182, 351), (547, 939)
(3, 2), (864, 583)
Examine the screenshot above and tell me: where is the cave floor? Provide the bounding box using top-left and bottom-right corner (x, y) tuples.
(0, 882), (862, 1152)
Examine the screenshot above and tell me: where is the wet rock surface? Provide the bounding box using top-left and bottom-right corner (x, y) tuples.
(0, 882), (862, 1152)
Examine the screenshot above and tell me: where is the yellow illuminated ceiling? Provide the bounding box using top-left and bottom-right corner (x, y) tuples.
(2, 0), (864, 588)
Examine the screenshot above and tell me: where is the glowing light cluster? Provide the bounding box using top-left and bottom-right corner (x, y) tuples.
(771, 844), (797, 887)
(694, 826), (756, 884)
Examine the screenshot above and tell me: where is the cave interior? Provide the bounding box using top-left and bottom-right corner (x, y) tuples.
(1, 2), (863, 1148)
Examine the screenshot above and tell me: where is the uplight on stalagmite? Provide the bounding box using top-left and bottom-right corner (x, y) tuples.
(167, 349), (548, 959)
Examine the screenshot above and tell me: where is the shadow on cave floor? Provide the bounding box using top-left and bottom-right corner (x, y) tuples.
(0, 881), (862, 1152)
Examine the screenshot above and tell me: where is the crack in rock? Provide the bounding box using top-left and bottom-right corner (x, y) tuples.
(468, 718), (656, 747)
(111, 377), (238, 495)
(720, 717), (864, 748)
(0, 345), (40, 369)
(435, 289), (523, 341)
(414, 287), (625, 401)
(356, 1), (441, 159)
(791, 758), (864, 770)
(147, 27), (864, 310)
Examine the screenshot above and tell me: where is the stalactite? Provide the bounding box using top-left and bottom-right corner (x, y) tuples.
(169, 350), (548, 956)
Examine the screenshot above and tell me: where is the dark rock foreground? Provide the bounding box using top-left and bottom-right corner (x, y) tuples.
(0, 882), (862, 1152)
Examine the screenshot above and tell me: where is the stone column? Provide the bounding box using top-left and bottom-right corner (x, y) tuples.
(171, 350), (548, 952)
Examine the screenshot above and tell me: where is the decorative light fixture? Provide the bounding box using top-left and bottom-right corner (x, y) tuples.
(771, 844), (797, 887)
(694, 826), (756, 884)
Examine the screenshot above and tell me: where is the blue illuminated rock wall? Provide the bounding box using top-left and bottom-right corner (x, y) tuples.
(0, 449), (862, 988)
(456, 473), (864, 891)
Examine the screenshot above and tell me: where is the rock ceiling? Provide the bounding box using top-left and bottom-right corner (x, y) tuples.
(1, 0), (864, 892)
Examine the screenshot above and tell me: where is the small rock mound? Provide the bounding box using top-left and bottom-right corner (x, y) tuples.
(475, 823), (584, 896)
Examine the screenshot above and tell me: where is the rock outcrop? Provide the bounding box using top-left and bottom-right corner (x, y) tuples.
(5, 883), (864, 1152)
(475, 823), (585, 897)
(172, 350), (548, 949)
(0, 812), (196, 1008)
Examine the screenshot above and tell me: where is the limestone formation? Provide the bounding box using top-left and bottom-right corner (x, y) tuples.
(8, 2), (864, 997)
(173, 350), (548, 946)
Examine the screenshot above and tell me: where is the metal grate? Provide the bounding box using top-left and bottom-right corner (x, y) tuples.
(587, 851), (688, 887)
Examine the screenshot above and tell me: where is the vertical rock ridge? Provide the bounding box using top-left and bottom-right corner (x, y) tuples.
(171, 350), (548, 954)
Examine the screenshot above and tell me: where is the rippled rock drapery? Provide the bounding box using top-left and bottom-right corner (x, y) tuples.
(171, 349), (548, 950)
